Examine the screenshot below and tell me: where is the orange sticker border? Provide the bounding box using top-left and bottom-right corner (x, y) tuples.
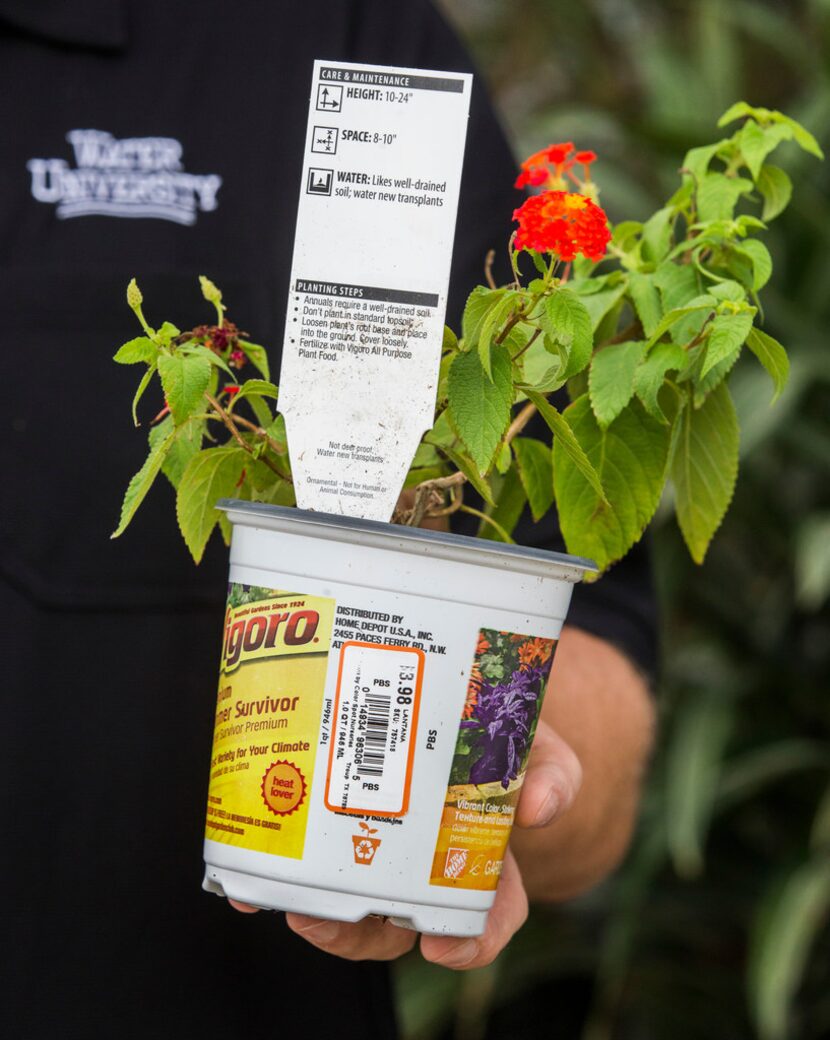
(324, 641), (425, 818)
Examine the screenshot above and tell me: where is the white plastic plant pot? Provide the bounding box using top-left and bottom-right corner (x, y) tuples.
(202, 501), (596, 936)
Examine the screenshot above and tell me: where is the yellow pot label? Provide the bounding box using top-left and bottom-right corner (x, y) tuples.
(430, 628), (556, 890)
(205, 584), (335, 860)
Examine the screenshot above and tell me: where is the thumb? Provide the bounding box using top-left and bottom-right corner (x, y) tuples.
(515, 718), (582, 830)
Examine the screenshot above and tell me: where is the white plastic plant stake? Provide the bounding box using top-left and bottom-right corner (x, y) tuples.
(278, 59), (472, 520)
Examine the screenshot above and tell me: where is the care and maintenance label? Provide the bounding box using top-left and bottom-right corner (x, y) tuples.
(278, 60), (473, 520)
(325, 642), (425, 817)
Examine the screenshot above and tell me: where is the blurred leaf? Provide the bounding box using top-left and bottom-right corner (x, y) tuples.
(748, 856), (830, 1040)
(666, 692), (735, 878)
(795, 513), (830, 611)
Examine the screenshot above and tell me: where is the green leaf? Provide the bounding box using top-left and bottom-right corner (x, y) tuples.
(131, 363), (157, 426)
(461, 286), (505, 350)
(447, 347), (513, 474)
(641, 206), (673, 263)
(756, 165), (793, 221)
(701, 311), (753, 378)
(442, 325), (458, 353)
(645, 304), (714, 348)
(746, 327), (789, 402)
(114, 336), (157, 365)
(552, 396), (670, 571)
(156, 321), (181, 346)
(540, 287), (593, 380)
(158, 352), (212, 426)
(437, 443), (495, 506)
(149, 414), (205, 489)
(111, 430), (175, 538)
(708, 280), (746, 303)
(665, 693), (734, 878)
(737, 238), (773, 290)
(634, 341), (687, 422)
(589, 341), (646, 429)
(654, 261), (701, 312)
(671, 382), (739, 563)
(229, 378), (279, 405)
(696, 173), (753, 222)
(237, 340), (270, 380)
(717, 101), (757, 127)
(512, 437), (554, 521)
(527, 391), (607, 505)
(738, 121), (792, 181)
(682, 140), (728, 182)
(748, 857), (830, 1040)
(176, 445), (247, 563)
(795, 513), (830, 612)
(627, 272), (662, 338)
(477, 291), (520, 377)
(180, 341), (234, 377)
(774, 112), (824, 159)
(479, 468), (527, 542)
(575, 282), (627, 332)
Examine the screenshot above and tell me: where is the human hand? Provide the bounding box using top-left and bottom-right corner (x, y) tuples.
(230, 718), (582, 970)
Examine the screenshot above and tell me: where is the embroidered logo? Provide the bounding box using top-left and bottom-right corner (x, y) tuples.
(26, 130), (222, 225)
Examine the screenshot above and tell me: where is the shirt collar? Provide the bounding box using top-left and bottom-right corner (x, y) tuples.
(0, 0), (128, 51)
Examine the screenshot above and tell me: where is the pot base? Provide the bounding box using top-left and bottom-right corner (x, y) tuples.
(203, 866), (488, 936)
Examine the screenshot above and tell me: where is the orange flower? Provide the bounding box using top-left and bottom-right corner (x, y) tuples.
(513, 191), (610, 261)
(463, 664), (482, 719)
(518, 637), (554, 669)
(476, 634), (491, 656)
(515, 141), (575, 189)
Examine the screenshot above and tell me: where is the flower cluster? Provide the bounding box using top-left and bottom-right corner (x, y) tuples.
(515, 141), (598, 194)
(513, 190), (611, 261)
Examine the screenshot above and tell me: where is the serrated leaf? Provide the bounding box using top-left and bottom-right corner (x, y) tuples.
(238, 340), (270, 380)
(156, 321), (181, 346)
(114, 336), (157, 365)
(746, 327), (789, 401)
(447, 347), (513, 474)
(718, 101), (757, 127)
(627, 272), (662, 338)
(180, 341), (234, 377)
(634, 341), (687, 422)
(737, 238), (773, 290)
(739, 121), (791, 181)
(540, 287), (593, 380)
(775, 112), (824, 159)
(748, 857), (830, 1040)
(132, 363), (157, 426)
(589, 341), (646, 429)
(682, 140), (728, 182)
(756, 164), (793, 221)
(437, 443), (495, 506)
(442, 325), (458, 353)
(693, 344), (742, 407)
(696, 173), (754, 222)
(708, 280), (746, 303)
(641, 206), (673, 263)
(461, 286), (505, 350)
(149, 414), (205, 489)
(552, 396), (670, 571)
(654, 261), (701, 313)
(701, 312), (753, 378)
(671, 382), (739, 563)
(478, 290), (521, 377)
(176, 445), (246, 563)
(478, 468), (526, 542)
(229, 379), (279, 405)
(646, 304), (714, 348)
(575, 283), (627, 332)
(111, 430), (175, 538)
(512, 437), (554, 521)
(158, 352), (211, 426)
(526, 390), (607, 504)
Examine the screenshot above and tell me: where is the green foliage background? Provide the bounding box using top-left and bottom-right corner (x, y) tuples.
(394, 2), (830, 1037)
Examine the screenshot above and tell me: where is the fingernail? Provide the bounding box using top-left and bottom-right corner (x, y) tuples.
(533, 788), (561, 827)
(437, 939), (479, 968)
(298, 920), (340, 943)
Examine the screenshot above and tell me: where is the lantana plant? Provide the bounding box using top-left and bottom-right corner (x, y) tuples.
(112, 102), (822, 573)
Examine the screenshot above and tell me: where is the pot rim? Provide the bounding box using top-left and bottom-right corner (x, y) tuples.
(218, 499), (597, 579)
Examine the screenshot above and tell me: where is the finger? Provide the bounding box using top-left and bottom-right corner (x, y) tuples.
(419, 849), (528, 970)
(228, 899), (260, 913)
(515, 718), (582, 830)
(286, 912), (417, 961)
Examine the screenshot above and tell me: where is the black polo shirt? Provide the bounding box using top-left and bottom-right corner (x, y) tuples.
(0, 2), (656, 1038)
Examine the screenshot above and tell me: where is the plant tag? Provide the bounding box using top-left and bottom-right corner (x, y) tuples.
(278, 59), (472, 519)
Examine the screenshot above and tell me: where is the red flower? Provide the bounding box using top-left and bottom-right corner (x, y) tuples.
(224, 384), (241, 396)
(575, 149), (597, 165)
(515, 142), (576, 190)
(512, 191), (611, 261)
(546, 142), (574, 166)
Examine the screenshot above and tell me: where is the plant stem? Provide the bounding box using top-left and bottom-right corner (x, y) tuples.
(204, 392), (283, 478)
(484, 249), (497, 290)
(459, 504), (515, 543)
(505, 401), (539, 444)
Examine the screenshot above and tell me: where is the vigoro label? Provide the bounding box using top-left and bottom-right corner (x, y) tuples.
(206, 584), (335, 859)
(430, 628), (557, 890)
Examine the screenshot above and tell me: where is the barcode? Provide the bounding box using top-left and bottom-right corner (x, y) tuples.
(358, 693), (392, 777)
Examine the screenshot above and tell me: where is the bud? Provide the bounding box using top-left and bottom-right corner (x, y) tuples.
(200, 275), (223, 304)
(127, 278), (143, 311)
